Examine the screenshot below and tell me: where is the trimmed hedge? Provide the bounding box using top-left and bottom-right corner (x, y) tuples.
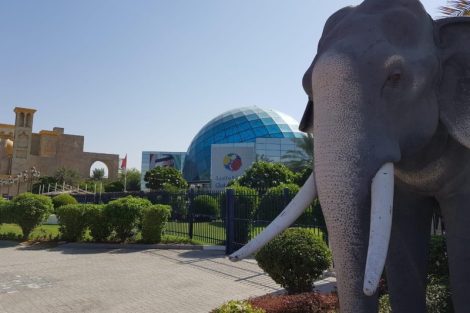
(0, 199), (12, 224)
(256, 228), (332, 294)
(104, 196), (152, 241)
(141, 204), (171, 243)
(85, 204), (111, 242)
(221, 186), (258, 245)
(257, 184), (299, 221)
(52, 193), (78, 211)
(56, 204), (90, 241)
(11, 193), (53, 239)
(193, 195), (219, 219)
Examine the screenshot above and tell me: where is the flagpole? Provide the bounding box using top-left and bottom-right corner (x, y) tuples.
(124, 169), (127, 193)
(121, 154), (128, 193)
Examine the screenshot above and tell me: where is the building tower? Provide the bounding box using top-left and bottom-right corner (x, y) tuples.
(11, 107), (36, 175)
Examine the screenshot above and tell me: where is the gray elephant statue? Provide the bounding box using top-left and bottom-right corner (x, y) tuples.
(230, 0), (470, 312)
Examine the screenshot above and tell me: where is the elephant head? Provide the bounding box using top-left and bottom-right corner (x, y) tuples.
(230, 0), (470, 311)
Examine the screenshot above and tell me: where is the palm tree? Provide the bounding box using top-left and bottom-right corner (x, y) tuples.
(439, 0), (470, 17)
(281, 134), (313, 172)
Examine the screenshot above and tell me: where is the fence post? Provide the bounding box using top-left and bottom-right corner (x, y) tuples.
(225, 188), (235, 255)
(188, 189), (195, 240)
(283, 187), (290, 208)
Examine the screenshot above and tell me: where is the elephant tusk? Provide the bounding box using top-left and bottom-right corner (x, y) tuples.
(363, 162), (394, 296)
(229, 172), (317, 261)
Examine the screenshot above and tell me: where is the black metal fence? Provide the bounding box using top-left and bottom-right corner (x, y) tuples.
(72, 188), (328, 254)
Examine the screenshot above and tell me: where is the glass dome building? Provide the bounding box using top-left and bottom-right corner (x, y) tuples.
(183, 106), (306, 182)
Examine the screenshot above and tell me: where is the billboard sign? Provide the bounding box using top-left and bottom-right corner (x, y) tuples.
(149, 153), (185, 171)
(211, 144), (256, 190)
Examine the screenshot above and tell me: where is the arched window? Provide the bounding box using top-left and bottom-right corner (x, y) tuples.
(25, 114), (31, 127)
(19, 113), (25, 127)
(90, 161), (109, 179)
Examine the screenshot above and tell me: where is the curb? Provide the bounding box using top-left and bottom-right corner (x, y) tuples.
(58, 242), (226, 251)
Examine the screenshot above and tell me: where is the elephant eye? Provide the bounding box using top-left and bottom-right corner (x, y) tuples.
(387, 72), (402, 87)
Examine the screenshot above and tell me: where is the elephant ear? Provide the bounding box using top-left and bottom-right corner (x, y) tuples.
(299, 6), (353, 134)
(299, 60), (314, 133)
(436, 17), (470, 148)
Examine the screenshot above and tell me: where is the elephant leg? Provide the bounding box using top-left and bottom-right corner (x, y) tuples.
(385, 185), (435, 313)
(439, 194), (470, 313)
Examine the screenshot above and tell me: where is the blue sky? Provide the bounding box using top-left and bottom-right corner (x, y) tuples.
(0, 0), (443, 171)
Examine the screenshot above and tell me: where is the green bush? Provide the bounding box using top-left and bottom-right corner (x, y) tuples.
(144, 166), (188, 191)
(104, 196), (151, 241)
(426, 276), (453, 313)
(233, 161), (295, 190)
(211, 300), (265, 313)
(0, 199), (13, 224)
(52, 193), (78, 211)
(85, 204), (111, 241)
(11, 193), (53, 239)
(428, 235), (448, 278)
(257, 184), (299, 221)
(104, 181), (125, 192)
(256, 228), (332, 294)
(378, 294), (392, 313)
(141, 204), (171, 243)
(222, 186), (258, 245)
(56, 204), (90, 241)
(193, 195), (219, 219)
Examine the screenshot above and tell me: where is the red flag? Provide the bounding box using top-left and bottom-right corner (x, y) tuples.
(121, 154), (127, 170)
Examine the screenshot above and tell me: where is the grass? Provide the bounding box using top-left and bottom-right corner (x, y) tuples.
(166, 220), (226, 245)
(0, 224), (61, 241)
(0, 223), (205, 245)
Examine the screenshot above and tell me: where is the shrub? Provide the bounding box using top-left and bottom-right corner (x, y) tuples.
(211, 300), (265, 313)
(144, 166), (188, 191)
(11, 193), (53, 239)
(222, 186), (258, 246)
(257, 184), (300, 221)
(85, 204), (111, 241)
(141, 204), (171, 243)
(193, 195), (219, 220)
(104, 181), (125, 192)
(378, 294), (392, 313)
(104, 196), (152, 241)
(56, 204), (91, 241)
(0, 199), (13, 224)
(428, 235), (448, 279)
(249, 292), (338, 313)
(256, 228), (331, 294)
(234, 161), (295, 190)
(52, 193), (78, 211)
(426, 276), (453, 313)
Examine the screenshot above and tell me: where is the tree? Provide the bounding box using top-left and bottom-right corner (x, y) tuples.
(232, 161), (295, 190)
(32, 176), (58, 193)
(54, 167), (81, 186)
(120, 168), (141, 191)
(144, 167), (188, 191)
(281, 134), (313, 172)
(439, 0), (470, 16)
(91, 168), (105, 180)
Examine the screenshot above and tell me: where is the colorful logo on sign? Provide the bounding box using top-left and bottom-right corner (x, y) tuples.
(223, 153), (242, 172)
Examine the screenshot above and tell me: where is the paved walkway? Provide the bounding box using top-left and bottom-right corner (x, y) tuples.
(0, 242), (281, 313)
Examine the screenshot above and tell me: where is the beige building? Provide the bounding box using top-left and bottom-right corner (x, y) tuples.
(0, 107), (119, 196)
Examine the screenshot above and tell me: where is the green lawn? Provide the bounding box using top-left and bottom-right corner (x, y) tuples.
(0, 223), (206, 245)
(166, 221), (226, 245)
(0, 224), (61, 240)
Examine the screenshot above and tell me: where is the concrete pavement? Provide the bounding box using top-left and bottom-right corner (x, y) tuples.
(0, 242), (281, 313)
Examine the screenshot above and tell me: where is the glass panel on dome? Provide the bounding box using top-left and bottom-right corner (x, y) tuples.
(270, 133), (284, 138)
(250, 119), (263, 128)
(266, 125), (281, 133)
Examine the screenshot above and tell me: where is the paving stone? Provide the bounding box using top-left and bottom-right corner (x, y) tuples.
(0, 242), (281, 312)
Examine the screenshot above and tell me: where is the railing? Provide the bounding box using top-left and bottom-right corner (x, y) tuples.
(69, 187), (328, 253)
